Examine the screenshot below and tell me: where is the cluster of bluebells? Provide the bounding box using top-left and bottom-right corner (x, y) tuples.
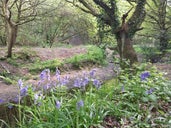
(6, 68), (100, 110)
(38, 68), (71, 90)
(140, 71), (155, 95)
(73, 69), (101, 89)
(140, 71), (150, 81)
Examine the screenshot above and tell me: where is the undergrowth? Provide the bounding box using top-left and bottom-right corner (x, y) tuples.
(0, 63), (170, 128)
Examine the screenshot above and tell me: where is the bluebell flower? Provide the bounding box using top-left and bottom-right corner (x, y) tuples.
(20, 86), (28, 97)
(40, 69), (47, 81)
(90, 69), (96, 77)
(8, 104), (13, 109)
(60, 76), (69, 86)
(12, 96), (19, 103)
(46, 69), (51, 81)
(93, 79), (101, 89)
(82, 77), (89, 87)
(74, 78), (82, 88)
(146, 88), (155, 95)
(0, 99), (4, 104)
(77, 100), (84, 110)
(34, 93), (39, 101)
(56, 75), (61, 82)
(56, 68), (61, 76)
(34, 92), (44, 105)
(18, 79), (23, 89)
(55, 100), (61, 109)
(140, 71), (150, 81)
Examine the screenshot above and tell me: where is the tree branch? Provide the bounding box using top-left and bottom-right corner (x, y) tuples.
(93, 0), (112, 13)
(127, 0), (147, 36)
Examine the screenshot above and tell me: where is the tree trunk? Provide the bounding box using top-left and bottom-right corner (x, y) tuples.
(7, 24), (18, 58)
(158, 0), (168, 53)
(159, 29), (168, 53)
(116, 30), (138, 66)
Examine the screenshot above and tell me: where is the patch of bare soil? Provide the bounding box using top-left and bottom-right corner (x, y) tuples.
(32, 46), (87, 61)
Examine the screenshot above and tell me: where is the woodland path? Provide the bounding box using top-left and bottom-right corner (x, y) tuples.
(0, 46), (117, 104)
(0, 46), (171, 104)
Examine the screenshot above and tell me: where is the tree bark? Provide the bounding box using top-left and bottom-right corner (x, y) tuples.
(116, 25), (138, 65)
(7, 24), (18, 58)
(158, 0), (168, 53)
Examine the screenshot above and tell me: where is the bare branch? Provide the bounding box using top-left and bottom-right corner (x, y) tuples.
(9, 0), (18, 9)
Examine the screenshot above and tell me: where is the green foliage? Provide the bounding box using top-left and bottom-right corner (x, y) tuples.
(140, 45), (162, 63)
(2, 63), (170, 128)
(29, 59), (62, 73)
(114, 64), (171, 127)
(64, 45), (106, 68)
(17, 1), (97, 47)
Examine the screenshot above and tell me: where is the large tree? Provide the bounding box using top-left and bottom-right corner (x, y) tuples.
(0, 0), (45, 57)
(67, 0), (146, 65)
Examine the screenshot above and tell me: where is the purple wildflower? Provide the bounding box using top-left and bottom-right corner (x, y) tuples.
(56, 75), (61, 82)
(55, 100), (61, 109)
(90, 69), (96, 77)
(60, 76), (69, 86)
(93, 79), (101, 89)
(18, 79), (23, 89)
(74, 78), (82, 88)
(146, 88), (155, 95)
(77, 100), (84, 110)
(8, 104), (13, 109)
(82, 77), (89, 87)
(34, 93), (39, 101)
(34, 92), (44, 105)
(46, 69), (51, 81)
(12, 96), (19, 103)
(20, 86), (28, 97)
(0, 99), (4, 104)
(56, 68), (61, 76)
(140, 71), (150, 81)
(40, 69), (47, 81)
(43, 83), (51, 90)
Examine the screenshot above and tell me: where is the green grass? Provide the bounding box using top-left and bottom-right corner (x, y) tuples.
(29, 59), (63, 73)
(64, 45), (106, 68)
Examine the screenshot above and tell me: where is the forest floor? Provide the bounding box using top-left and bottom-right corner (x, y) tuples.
(0, 46), (171, 103)
(0, 46), (116, 103)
